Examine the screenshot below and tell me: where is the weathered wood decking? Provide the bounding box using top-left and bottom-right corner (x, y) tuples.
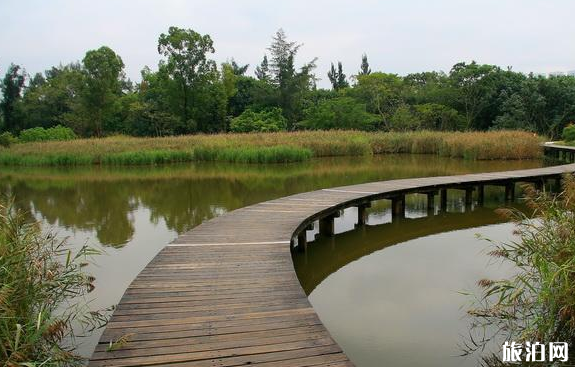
(90, 157), (575, 367)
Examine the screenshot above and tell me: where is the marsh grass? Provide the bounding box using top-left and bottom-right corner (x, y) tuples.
(464, 175), (575, 364)
(0, 130), (542, 166)
(193, 146), (312, 163)
(0, 199), (108, 366)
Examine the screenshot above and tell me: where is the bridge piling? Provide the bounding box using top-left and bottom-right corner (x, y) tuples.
(477, 185), (485, 205)
(426, 191), (437, 215)
(391, 195), (406, 219)
(357, 202), (371, 226)
(440, 188), (448, 212)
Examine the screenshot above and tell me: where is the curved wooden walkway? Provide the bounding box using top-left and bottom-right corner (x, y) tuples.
(90, 156), (575, 367)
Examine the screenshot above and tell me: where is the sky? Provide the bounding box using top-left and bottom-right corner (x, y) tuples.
(1, 0), (575, 87)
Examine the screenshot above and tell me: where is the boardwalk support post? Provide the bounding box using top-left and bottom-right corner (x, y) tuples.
(477, 185), (485, 205)
(505, 182), (515, 202)
(391, 195), (405, 220)
(426, 191), (437, 215)
(465, 187), (474, 208)
(553, 177), (562, 192)
(440, 188), (448, 212)
(357, 202), (371, 226)
(319, 212), (339, 237)
(297, 231), (307, 252)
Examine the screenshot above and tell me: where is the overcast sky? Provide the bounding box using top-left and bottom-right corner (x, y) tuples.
(2, 0), (575, 87)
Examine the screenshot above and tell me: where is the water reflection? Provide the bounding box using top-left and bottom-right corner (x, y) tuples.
(293, 194), (524, 366)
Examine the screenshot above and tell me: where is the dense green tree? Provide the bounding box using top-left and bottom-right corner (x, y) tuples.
(389, 105), (419, 131)
(327, 62), (348, 90)
(414, 103), (464, 131)
(359, 54), (371, 76)
(0, 64), (26, 133)
(230, 59), (249, 76)
(228, 76), (277, 117)
(22, 63), (85, 131)
(448, 61), (499, 129)
(230, 107), (287, 132)
(255, 55), (270, 82)
(80, 46), (126, 136)
(299, 97), (378, 131)
(351, 72), (404, 128)
(158, 26), (216, 127)
(266, 29), (317, 128)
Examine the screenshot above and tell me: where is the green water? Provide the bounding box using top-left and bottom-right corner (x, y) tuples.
(0, 155), (542, 362)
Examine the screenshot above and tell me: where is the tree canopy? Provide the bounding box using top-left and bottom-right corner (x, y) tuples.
(2, 28), (575, 139)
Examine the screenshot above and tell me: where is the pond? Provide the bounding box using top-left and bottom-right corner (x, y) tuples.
(0, 155), (542, 362)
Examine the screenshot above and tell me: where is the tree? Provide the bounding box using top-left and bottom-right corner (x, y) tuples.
(414, 103), (464, 131)
(265, 29), (316, 128)
(230, 59), (249, 76)
(359, 54), (371, 76)
(255, 55), (270, 81)
(327, 62), (348, 91)
(389, 104), (419, 131)
(0, 64), (26, 133)
(230, 107), (287, 132)
(299, 97), (378, 131)
(81, 46), (125, 136)
(449, 61), (499, 129)
(157, 26), (216, 126)
(352, 72), (405, 128)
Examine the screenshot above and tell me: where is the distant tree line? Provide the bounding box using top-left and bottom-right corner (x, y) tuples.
(1, 27), (575, 139)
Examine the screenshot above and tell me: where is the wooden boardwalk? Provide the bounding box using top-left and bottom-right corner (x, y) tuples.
(90, 157), (575, 367)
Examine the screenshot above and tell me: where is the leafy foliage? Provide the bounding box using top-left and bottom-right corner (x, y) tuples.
(230, 108), (287, 133)
(19, 125), (77, 143)
(299, 97), (378, 131)
(3, 28), (575, 139)
(0, 132), (16, 147)
(562, 124), (575, 142)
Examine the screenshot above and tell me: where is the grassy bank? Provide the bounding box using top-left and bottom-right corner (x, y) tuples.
(0, 130), (542, 166)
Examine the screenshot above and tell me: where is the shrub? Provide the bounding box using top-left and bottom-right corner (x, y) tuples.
(0, 198), (108, 365)
(299, 97), (379, 131)
(562, 124), (575, 142)
(230, 108), (287, 133)
(465, 176), (575, 361)
(0, 132), (17, 148)
(19, 125), (77, 143)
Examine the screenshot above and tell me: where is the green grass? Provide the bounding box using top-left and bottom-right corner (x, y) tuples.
(193, 146), (312, 163)
(0, 130), (543, 166)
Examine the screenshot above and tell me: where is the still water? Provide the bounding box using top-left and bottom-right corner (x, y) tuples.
(0, 155), (541, 362)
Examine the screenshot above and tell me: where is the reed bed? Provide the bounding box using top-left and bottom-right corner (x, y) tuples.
(0, 130), (542, 166)
(464, 176), (575, 363)
(0, 199), (107, 366)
